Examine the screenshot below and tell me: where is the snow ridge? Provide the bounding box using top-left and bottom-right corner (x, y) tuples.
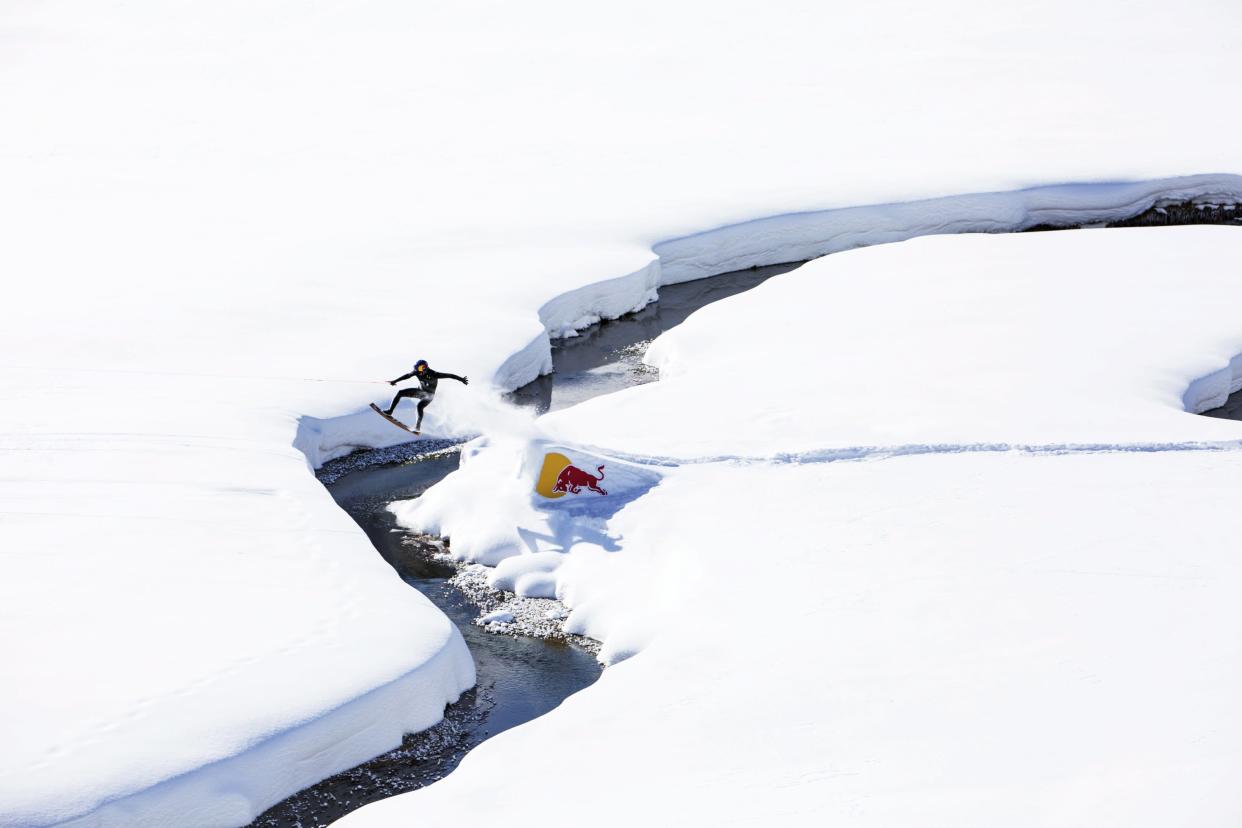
(52, 642), (473, 828)
(576, 438), (1242, 471)
(653, 174), (1242, 284)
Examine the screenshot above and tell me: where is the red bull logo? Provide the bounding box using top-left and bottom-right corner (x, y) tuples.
(554, 463), (607, 496)
(536, 451), (608, 498)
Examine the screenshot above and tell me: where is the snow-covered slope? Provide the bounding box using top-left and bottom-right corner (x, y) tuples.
(359, 450), (1242, 828)
(363, 227), (1242, 826)
(3, 0), (1242, 824)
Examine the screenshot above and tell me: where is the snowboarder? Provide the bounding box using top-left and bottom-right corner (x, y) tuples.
(379, 359), (468, 435)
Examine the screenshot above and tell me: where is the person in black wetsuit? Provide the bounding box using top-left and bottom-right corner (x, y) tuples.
(383, 359), (469, 434)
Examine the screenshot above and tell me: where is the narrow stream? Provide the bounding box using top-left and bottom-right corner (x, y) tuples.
(1203, 392), (1242, 421)
(250, 261), (804, 826)
(510, 261), (805, 414)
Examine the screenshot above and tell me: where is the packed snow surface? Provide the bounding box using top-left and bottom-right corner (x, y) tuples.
(369, 228), (1242, 826)
(3, 0), (1242, 825)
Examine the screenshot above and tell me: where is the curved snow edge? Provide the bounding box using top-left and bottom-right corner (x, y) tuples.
(51, 629), (474, 828)
(498, 173), (1242, 393)
(1183, 351), (1242, 413)
(651, 173), (1242, 284)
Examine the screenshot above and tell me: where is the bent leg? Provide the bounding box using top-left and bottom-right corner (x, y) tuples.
(384, 387), (420, 415)
(415, 398), (432, 432)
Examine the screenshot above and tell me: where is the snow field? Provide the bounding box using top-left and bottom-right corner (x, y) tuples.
(4, 0), (1242, 824)
(5, 173), (1240, 828)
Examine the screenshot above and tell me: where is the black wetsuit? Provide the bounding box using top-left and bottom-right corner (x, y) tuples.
(384, 364), (468, 430)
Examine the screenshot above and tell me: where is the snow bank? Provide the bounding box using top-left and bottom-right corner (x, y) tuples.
(478, 609), (515, 626)
(488, 552), (565, 594)
(57, 641), (471, 828)
(392, 440), (661, 567)
(5, 0), (1242, 823)
(539, 261), (662, 340)
(1183, 350), (1242, 413)
(655, 175), (1242, 284)
(0, 428), (475, 827)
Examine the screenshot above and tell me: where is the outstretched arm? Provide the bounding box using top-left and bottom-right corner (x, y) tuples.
(432, 370), (469, 385)
(389, 370), (416, 386)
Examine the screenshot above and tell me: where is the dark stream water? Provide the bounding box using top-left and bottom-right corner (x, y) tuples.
(510, 261), (804, 414)
(1203, 391), (1242, 421)
(251, 262), (804, 826)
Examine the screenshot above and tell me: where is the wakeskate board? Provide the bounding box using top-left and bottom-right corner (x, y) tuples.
(370, 403), (420, 435)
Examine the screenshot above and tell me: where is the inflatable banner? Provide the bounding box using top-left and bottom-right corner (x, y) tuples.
(535, 451), (607, 499)
(531, 443), (661, 513)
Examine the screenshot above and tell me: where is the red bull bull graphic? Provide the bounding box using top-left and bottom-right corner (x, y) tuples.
(535, 451), (608, 498)
(555, 463), (607, 496)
